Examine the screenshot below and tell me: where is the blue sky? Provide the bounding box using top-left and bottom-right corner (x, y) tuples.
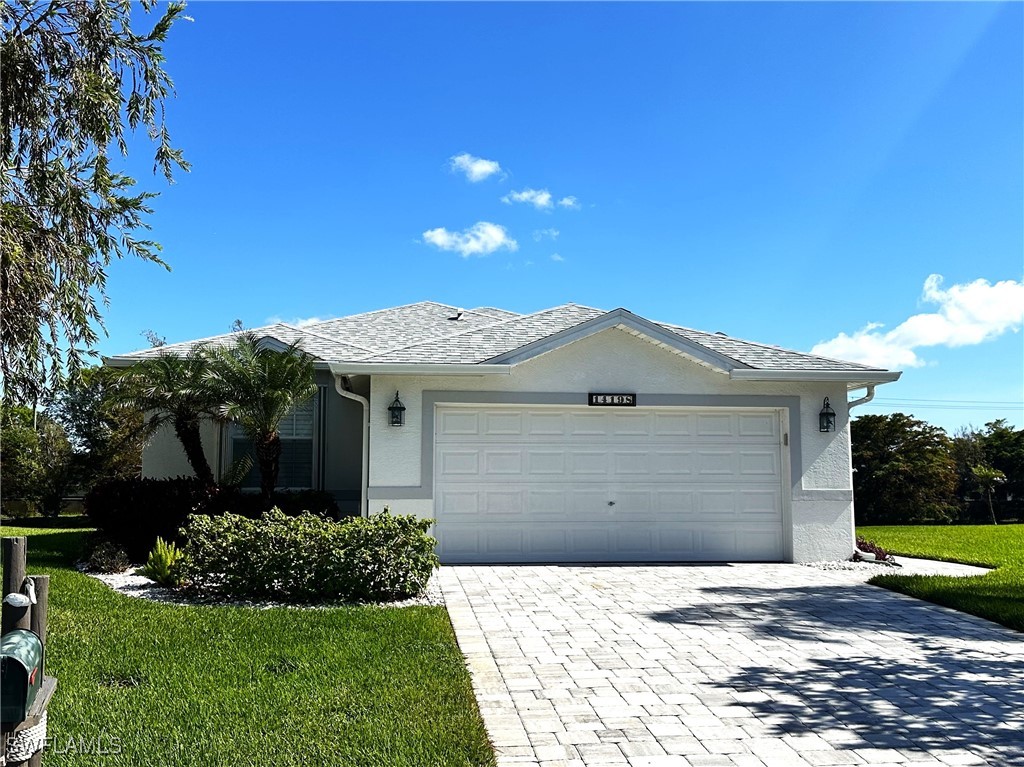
(103, 2), (1023, 431)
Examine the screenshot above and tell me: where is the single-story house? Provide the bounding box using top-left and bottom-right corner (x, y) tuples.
(106, 301), (900, 564)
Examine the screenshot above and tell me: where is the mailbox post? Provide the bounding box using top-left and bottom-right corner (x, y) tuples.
(2, 537), (57, 767)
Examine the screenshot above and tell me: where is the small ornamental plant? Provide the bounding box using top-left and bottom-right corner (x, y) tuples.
(854, 536), (897, 564)
(141, 537), (187, 587)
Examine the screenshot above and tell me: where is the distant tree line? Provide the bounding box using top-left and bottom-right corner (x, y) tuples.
(852, 413), (1023, 525)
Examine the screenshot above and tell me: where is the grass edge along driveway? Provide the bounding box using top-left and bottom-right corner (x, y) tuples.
(859, 524), (1023, 633)
(0, 524), (495, 767)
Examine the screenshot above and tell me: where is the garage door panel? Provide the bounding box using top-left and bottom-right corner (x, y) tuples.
(613, 451), (652, 475)
(525, 411), (566, 436)
(526, 489), (567, 515)
(654, 412), (694, 436)
(436, 489), (480, 516)
(697, 413), (734, 436)
(435, 406), (785, 562)
(656, 528), (698, 554)
(438, 410), (480, 436)
(738, 413), (778, 437)
(739, 450), (778, 475)
(569, 412), (610, 436)
(696, 450), (736, 475)
(482, 528), (524, 556)
(614, 527), (656, 553)
(439, 449), (479, 476)
(569, 451), (608, 475)
(652, 450), (694, 475)
(483, 450), (523, 475)
(609, 412), (652, 436)
(527, 450), (566, 474)
(482, 411), (524, 435)
(527, 528), (568, 554)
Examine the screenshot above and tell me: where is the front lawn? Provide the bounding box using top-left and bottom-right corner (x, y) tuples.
(858, 524), (1023, 633)
(0, 525), (495, 767)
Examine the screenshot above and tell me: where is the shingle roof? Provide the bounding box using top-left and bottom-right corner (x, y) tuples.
(363, 304), (606, 363)
(107, 300), (889, 373)
(655, 322), (884, 372)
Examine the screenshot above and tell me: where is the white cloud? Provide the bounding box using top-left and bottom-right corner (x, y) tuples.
(502, 188), (553, 210)
(449, 152), (502, 182)
(533, 227), (560, 242)
(811, 274), (1024, 369)
(550, 253), (565, 262)
(422, 221), (518, 258)
(265, 315), (332, 327)
(558, 196), (581, 209)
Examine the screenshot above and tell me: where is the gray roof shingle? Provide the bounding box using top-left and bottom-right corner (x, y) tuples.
(108, 300), (889, 373)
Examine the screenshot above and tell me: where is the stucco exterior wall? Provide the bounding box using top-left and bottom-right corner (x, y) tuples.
(142, 419), (222, 480)
(366, 327), (855, 563)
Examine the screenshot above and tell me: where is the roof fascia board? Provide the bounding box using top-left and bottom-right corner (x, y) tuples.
(328, 362), (512, 376)
(485, 308), (748, 372)
(730, 369), (902, 384)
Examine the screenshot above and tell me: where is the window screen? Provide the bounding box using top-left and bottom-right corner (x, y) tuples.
(229, 398), (315, 489)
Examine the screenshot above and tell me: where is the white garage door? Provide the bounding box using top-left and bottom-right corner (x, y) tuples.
(434, 406), (786, 563)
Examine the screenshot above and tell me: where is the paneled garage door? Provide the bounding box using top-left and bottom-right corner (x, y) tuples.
(434, 406), (786, 563)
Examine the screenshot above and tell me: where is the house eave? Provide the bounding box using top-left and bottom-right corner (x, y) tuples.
(728, 369), (902, 389)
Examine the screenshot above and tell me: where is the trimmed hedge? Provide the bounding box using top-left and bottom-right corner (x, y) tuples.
(85, 477), (343, 561)
(180, 509), (439, 602)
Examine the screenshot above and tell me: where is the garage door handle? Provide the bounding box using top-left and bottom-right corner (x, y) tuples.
(607, 501), (616, 506)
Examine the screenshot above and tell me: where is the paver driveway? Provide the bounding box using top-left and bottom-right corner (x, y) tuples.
(439, 564), (1024, 767)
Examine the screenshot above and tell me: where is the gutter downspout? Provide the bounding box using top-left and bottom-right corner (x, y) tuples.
(847, 385), (889, 562)
(334, 375), (369, 518)
(848, 384), (876, 411)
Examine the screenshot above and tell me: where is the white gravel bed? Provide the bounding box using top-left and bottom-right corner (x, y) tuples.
(802, 555), (991, 579)
(81, 564), (446, 609)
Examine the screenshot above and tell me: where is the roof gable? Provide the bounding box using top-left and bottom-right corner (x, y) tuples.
(486, 308), (751, 373)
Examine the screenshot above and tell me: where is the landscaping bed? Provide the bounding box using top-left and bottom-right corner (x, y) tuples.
(858, 524), (1023, 633)
(0, 525), (495, 767)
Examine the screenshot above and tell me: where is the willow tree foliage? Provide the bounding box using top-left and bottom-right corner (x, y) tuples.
(1, 0), (190, 404)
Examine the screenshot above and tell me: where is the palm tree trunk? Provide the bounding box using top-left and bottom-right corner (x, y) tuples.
(255, 432), (281, 502)
(987, 489), (998, 525)
(174, 415), (215, 487)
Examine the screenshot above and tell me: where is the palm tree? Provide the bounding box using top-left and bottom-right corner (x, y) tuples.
(972, 464), (1006, 525)
(110, 347), (220, 486)
(205, 334), (316, 500)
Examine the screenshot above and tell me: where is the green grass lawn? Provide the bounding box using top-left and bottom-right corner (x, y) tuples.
(858, 524), (1023, 633)
(0, 525), (495, 767)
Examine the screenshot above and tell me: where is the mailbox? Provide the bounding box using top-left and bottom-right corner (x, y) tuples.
(1, 629), (44, 723)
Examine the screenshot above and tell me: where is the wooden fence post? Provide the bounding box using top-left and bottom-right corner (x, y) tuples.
(2, 537), (30, 633)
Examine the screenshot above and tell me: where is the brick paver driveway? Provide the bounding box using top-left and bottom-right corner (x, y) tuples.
(439, 564), (1024, 767)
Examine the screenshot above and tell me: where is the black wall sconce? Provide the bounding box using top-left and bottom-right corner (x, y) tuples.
(388, 391), (406, 427)
(819, 397), (836, 432)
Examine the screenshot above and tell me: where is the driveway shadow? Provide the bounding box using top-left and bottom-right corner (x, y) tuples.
(650, 585), (1024, 763)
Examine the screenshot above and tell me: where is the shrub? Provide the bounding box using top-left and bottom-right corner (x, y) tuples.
(180, 508), (439, 603)
(85, 477), (215, 561)
(85, 478), (345, 561)
(140, 537), (186, 587)
(82, 533), (131, 573)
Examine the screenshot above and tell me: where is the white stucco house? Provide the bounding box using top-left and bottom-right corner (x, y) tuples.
(106, 301), (900, 564)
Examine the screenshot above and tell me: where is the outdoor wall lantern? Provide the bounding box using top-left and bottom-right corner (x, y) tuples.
(388, 391), (406, 427)
(819, 397), (836, 433)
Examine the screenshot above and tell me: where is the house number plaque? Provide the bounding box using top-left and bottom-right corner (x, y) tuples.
(588, 393), (636, 407)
